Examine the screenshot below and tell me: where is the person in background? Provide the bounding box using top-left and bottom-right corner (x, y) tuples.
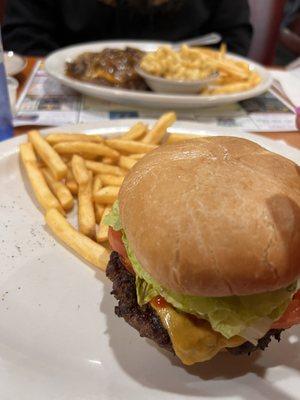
(276, 0), (300, 65)
(2, 0), (252, 57)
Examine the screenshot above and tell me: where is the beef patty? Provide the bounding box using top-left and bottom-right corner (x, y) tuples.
(66, 47), (148, 90)
(106, 251), (284, 359)
(106, 251), (173, 352)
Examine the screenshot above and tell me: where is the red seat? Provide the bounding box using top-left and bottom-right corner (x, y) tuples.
(248, 0), (287, 65)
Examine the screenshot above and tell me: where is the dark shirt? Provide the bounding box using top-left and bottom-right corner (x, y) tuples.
(2, 0), (252, 56)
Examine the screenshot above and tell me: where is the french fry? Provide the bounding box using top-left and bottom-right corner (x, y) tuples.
(85, 160), (126, 176)
(219, 43), (227, 58)
(61, 153), (99, 161)
(77, 171), (96, 239)
(73, 153), (99, 161)
(96, 206), (111, 243)
(105, 139), (156, 154)
(235, 60), (251, 71)
(214, 74), (237, 85)
(119, 156), (137, 170)
(166, 133), (200, 144)
(129, 153), (146, 160)
(36, 160), (45, 169)
(202, 57), (249, 80)
(100, 174), (124, 187)
(93, 174), (103, 197)
(94, 186), (119, 204)
(20, 143), (64, 214)
(102, 157), (115, 165)
(95, 204), (105, 224)
(42, 168), (74, 211)
(46, 133), (104, 145)
(71, 155), (90, 185)
(142, 112), (176, 144)
(249, 72), (262, 85)
(45, 208), (109, 270)
(195, 46), (220, 58)
(53, 141), (120, 160)
(28, 130), (68, 180)
(119, 122), (147, 141)
(66, 167), (78, 195)
(61, 155), (71, 163)
(202, 80), (257, 95)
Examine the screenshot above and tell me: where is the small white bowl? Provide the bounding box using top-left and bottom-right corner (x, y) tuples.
(4, 51), (27, 76)
(136, 66), (218, 95)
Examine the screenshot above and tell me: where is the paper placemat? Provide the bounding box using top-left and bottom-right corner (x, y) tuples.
(15, 60), (297, 132)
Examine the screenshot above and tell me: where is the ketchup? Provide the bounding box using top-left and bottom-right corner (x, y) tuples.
(152, 296), (168, 308)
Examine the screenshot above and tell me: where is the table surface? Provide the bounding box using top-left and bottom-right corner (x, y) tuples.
(14, 57), (300, 149)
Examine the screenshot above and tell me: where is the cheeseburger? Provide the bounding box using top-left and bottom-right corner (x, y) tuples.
(105, 137), (300, 365)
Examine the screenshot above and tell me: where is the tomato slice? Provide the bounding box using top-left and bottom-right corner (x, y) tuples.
(272, 290), (300, 329)
(108, 227), (127, 258)
(108, 227), (134, 273)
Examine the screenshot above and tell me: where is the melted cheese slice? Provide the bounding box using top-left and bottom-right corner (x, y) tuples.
(151, 302), (245, 365)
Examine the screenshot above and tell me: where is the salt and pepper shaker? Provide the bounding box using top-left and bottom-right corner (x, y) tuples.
(0, 28), (13, 140)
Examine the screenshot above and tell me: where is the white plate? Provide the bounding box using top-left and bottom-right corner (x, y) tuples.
(45, 40), (273, 109)
(4, 51), (27, 76)
(0, 120), (299, 400)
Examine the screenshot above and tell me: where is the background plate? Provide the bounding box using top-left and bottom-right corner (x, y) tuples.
(0, 120), (299, 400)
(45, 40), (272, 109)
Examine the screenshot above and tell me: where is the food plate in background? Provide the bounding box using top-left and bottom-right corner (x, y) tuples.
(45, 40), (273, 109)
(0, 119), (299, 400)
(4, 51), (27, 76)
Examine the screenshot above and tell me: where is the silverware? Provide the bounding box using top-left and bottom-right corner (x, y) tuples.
(172, 32), (222, 50)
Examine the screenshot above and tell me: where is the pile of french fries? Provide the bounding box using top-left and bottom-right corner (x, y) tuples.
(20, 112), (181, 271)
(200, 45), (262, 95)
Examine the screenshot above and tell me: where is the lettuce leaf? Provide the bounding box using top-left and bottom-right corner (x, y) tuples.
(103, 201), (122, 231)
(136, 276), (159, 305)
(106, 202), (296, 339)
(123, 234), (295, 339)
